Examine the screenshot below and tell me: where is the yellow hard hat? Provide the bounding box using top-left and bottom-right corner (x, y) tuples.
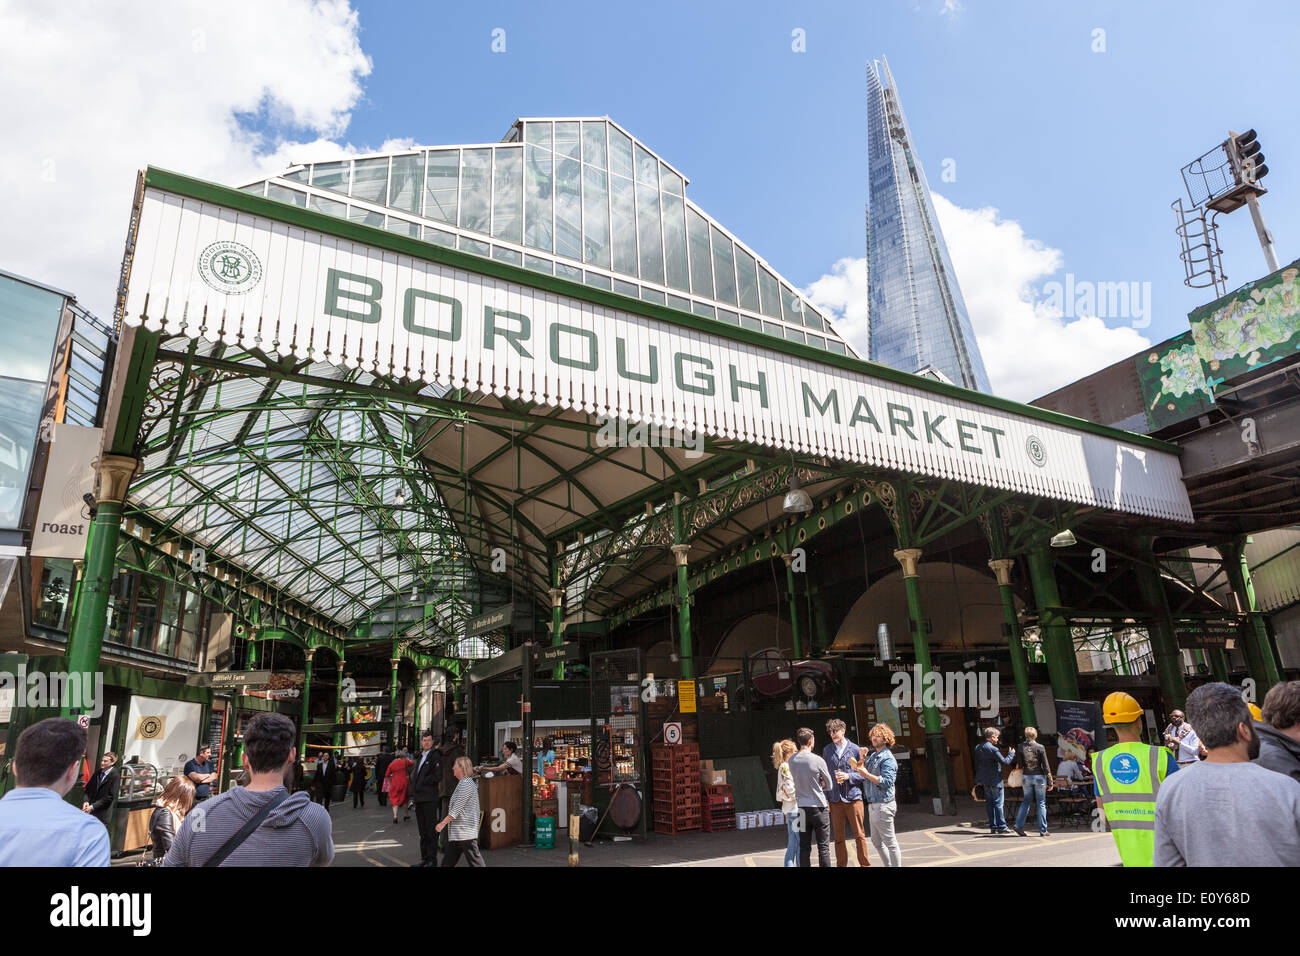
(1101, 691), (1143, 724)
(1248, 702), (1263, 722)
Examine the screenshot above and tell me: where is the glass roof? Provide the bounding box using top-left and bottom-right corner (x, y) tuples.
(241, 117), (854, 356)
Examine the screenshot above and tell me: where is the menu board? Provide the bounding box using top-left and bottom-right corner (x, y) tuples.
(208, 709), (227, 783)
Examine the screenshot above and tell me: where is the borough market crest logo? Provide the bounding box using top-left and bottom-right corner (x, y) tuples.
(1025, 435), (1047, 468)
(198, 240), (263, 294)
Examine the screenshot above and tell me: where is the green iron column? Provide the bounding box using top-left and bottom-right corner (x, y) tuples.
(549, 582), (566, 680)
(389, 650), (401, 748)
(1110, 627), (1131, 676)
(1025, 543), (1081, 703)
(63, 455), (138, 715)
(781, 554), (804, 658)
(1221, 537), (1283, 690)
(299, 647), (315, 757)
(988, 558), (1036, 727)
(671, 544), (694, 680)
(333, 656), (347, 751)
(1131, 544), (1189, 712)
(894, 548), (955, 815)
(810, 585), (829, 654)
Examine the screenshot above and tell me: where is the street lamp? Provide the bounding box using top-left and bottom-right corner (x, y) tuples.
(1049, 529), (1076, 548)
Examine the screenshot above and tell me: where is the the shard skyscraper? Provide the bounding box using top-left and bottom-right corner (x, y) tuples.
(866, 57), (992, 393)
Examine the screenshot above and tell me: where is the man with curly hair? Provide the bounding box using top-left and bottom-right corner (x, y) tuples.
(856, 723), (902, 866)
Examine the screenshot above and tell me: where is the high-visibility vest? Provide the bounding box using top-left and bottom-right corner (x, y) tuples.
(1091, 742), (1169, 867)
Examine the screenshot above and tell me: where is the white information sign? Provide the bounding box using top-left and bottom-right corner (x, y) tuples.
(30, 424), (103, 558)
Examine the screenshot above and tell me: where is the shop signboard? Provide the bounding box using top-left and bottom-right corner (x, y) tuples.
(1189, 257), (1300, 394)
(465, 604), (513, 639)
(1054, 699), (1105, 766)
(195, 670), (270, 689)
(245, 671), (306, 700)
(535, 641), (579, 667)
(118, 171), (1194, 523)
(1175, 621), (1238, 650)
(29, 424), (103, 558)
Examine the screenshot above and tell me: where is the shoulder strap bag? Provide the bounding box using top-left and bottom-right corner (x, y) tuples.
(202, 790), (290, 867)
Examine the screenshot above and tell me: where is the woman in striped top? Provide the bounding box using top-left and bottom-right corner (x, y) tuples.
(436, 756), (484, 867)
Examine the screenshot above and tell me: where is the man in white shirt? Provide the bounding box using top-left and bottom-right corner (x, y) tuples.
(1164, 709), (1207, 766)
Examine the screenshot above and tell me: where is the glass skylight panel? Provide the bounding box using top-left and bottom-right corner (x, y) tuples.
(424, 150), (459, 225)
(660, 164), (683, 195)
(385, 218), (419, 237)
(662, 192), (689, 292)
(312, 161), (349, 194)
(524, 145), (554, 252)
(267, 184), (306, 206)
(347, 206), (383, 228)
(458, 236), (490, 257)
(640, 288), (665, 304)
(284, 167), (309, 183)
(493, 247), (522, 265)
(785, 326), (807, 344)
(635, 182), (664, 284)
(582, 121), (607, 170)
(423, 225), (456, 248)
(609, 172), (636, 276)
(240, 182), (266, 195)
(710, 226), (737, 305)
(555, 262), (582, 282)
(734, 246), (760, 312)
(687, 208), (713, 299)
(666, 294), (690, 312)
(581, 165), (611, 268)
(524, 120), (552, 148)
(634, 145), (658, 187)
(351, 157), (389, 204)
(459, 148), (492, 234)
(389, 154), (423, 214)
(613, 278), (638, 298)
(609, 126), (634, 178)
(555, 155), (583, 260)
(491, 146), (523, 243)
(758, 266), (782, 319)
(585, 273), (612, 290)
(803, 308), (825, 332)
(554, 121), (580, 160)
(525, 254), (553, 274)
(780, 284), (803, 324)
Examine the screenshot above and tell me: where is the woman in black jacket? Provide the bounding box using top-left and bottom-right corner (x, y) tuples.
(149, 775), (196, 859)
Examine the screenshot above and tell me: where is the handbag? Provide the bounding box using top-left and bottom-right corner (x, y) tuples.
(1007, 769), (1024, 788)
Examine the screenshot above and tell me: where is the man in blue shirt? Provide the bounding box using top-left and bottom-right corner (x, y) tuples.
(821, 718), (870, 867)
(185, 744), (217, 801)
(973, 726), (1016, 833)
(0, 718), (110, 866)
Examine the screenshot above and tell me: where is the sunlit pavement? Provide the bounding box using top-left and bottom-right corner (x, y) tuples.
(113, 797), (1121, 867)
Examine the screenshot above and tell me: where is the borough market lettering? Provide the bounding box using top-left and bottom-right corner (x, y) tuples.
(323, 269), (1009, 459)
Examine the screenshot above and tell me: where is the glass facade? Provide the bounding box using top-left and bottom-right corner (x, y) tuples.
(866, 60), (992, 393)
(240, 118), (855, 356)
(0, 272), (66, 530)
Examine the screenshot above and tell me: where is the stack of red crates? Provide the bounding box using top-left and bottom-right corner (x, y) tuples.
(701, 784), (736, 832)
(652, 743), (701, 834)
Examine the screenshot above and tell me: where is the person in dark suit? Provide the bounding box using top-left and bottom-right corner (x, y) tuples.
(973, 726), (1017, 833)
(81, 752), (120, 826)
(374, 751), (394, 807)
(409, 732), (443, 866)
(313, 752), (338, 809)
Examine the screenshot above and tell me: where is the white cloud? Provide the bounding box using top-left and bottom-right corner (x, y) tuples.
(939, 0), (964, 18)
(0, 0), (377, 319)
(807, 194), (1151, 402)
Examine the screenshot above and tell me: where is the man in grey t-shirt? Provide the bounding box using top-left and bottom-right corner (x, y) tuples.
(165, 713), (333, 867)
(1155, 683), (1300, 867)
(786, 727), (834, 868)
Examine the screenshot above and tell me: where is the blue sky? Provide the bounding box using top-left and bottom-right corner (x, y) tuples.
(335, 0), (1298, 349)
(3, 0), (1297, 399)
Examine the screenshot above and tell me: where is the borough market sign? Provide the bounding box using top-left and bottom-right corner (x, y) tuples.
(117, 169), (1193, 522)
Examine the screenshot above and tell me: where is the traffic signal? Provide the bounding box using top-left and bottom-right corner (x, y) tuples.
(1232, 129), (1269, 185)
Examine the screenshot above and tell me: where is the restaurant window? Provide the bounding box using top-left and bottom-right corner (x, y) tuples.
(34, 558), (76, 630)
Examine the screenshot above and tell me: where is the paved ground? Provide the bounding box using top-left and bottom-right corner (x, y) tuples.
(321, 798), (1123, 868)
(115, 796), (1121, 867)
